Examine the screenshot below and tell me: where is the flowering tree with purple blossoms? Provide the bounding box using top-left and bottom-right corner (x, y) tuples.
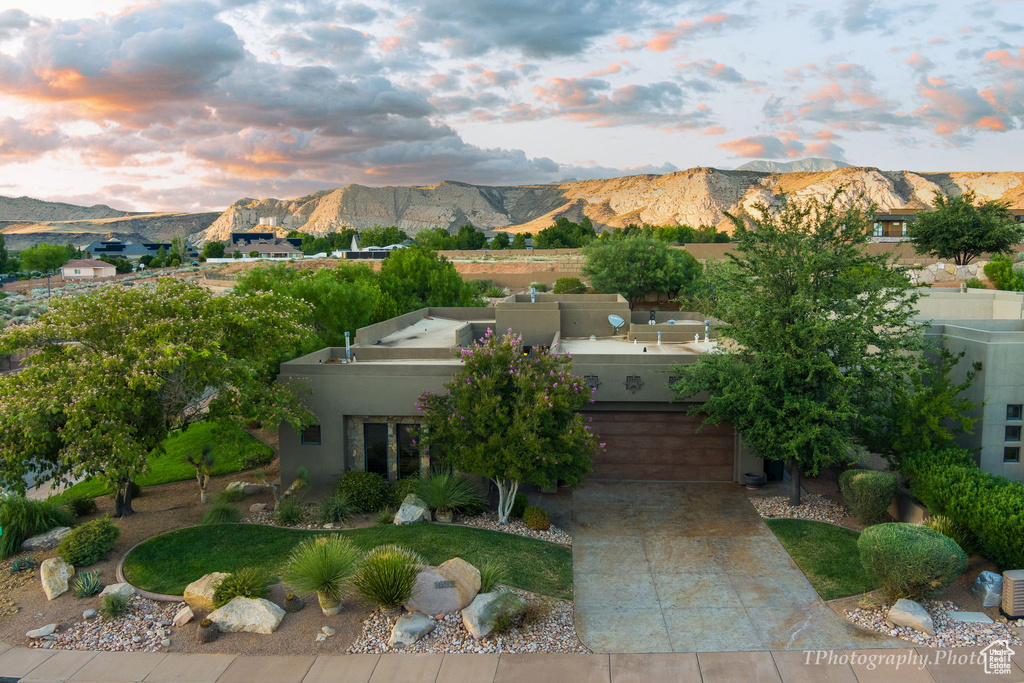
(415, 329), (599, 524)
(0, 279), (316, 517)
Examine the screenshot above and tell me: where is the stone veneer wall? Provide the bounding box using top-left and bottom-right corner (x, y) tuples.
(345, 415), (428, 481)
(908, 261), (988, 285)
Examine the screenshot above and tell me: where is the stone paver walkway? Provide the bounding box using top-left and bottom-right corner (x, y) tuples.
(571, 481), (902, 653)
(2, 647), (1023, 682)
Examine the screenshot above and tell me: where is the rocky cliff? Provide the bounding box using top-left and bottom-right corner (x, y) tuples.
(194, 167), (1024, 244)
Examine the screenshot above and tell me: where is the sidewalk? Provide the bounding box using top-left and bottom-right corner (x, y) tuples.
(1, 644), (1022, 683)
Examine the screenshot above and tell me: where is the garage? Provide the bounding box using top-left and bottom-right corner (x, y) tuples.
(586, 410), (736, 481)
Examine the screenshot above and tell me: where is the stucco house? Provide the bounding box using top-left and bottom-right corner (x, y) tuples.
(61, 259), (117, 279)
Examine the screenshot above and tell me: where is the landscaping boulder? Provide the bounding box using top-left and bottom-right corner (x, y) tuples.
(208, 597), (285, 635)
(462, 591), (524, 640)
(173, 605), (195, 628)
(226, 481), (263, 496)
(83, 609), (98, 620)
(21, 527), (72, 552)
(99, 582), (136, 600)
(887, 599), (935, 635)
(249, 503), (267, 513)
(394, 494), (431, 525)
(26, 624), (56, 639)
(183, 572), (230, 612)
(40, 557), (74, 601)
(389, 615), (436, 649)
(405, 558), (480, 616)
(970, 571), (1003, 608)
(948, 611), (994, 624)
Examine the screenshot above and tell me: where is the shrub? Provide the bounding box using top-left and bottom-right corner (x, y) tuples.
(58, 517), (120, 567)
(276, 498), (305, 525)
(552, 277), (587, 294)
(73, 569), (102, 597)
(529, 282), (548, 292)
(101, 592), (130, 620)
(923, 515), (977, 556)
(283, 536), (361, 613)
(316, 493), (355, 525)
(65, 494), (99, 518)
(903, 448), (1024, 569)
(214, 488), (245, 504)
(483, 285), (507, 298)
(858, 523), (968, 601)
(239, 448), (274, 470)
(201, 501), (241, 525)
(510, 493), (529, 519)
(390, 479), (418, 508)
(964, 278), (987, 289)
(352, 544), (424, 609)
(0, 495), (75, 558)
(838, 469), (897, 526)
(335, 471), (389, 512)
(413, 469), (484, 514)
(478, 560), (504, 594)
(523, 506), (550, 531)
(212, 567), (271, 608)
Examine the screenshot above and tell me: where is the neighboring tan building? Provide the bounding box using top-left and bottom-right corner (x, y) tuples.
(61, 259), (116, 279)
(870, 208), (1024, 242)
(226, 239), (303, 259)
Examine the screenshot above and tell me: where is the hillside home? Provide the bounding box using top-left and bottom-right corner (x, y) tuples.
(61, 259), (116, 279)
(871, 208), (1024, 242)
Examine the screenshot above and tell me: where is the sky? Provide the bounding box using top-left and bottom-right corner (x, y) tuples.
(0, 0), (1021, 213)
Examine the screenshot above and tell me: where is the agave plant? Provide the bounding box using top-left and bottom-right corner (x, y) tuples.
(73, 569), (102, 597)
(351, 544), (424, 610)
(282, 536), (361, 615)
(413, 469), (483, 520)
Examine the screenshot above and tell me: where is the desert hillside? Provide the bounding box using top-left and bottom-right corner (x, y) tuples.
(0, 212), (222, 251)
(195, 167), (1024, 244)
(0, 195), (128, 222)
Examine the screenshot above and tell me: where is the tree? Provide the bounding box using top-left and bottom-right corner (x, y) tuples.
(491, 232), (510, 250)
(552, 277), (587, 294)
(0, 279), (315, 517)
(377, 246), (482, 312)
(670, 191), (922, 506)
(360, 225), (408, 247)
(416, 330), (599, 523)
(20, 243), (72, 272)
(908, 191), (1024, 265)
(0, 233), (7, 273)
(534, 217), (596, 249)
(455, 224), (486, 250)
(983, 253), (1024, 291)
(581, 236), (699, 309)
(109, 257), (133, 274)
(186, 444), (215, 503)
(202, 241), (226, 259)
(170, 236), (188, 263)
(330, 229), (360, 251)
(510, 233), (530, 249)
(151, 246), (167, 268)
(414, 228), (457, 250)
(856, 346), (982, 472)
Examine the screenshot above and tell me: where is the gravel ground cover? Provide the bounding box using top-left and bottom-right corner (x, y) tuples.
(457, 514), (572, 546)
(27, 595), (182, 652)
(750, 494), (850, 525)
(844, 599), (1024, 648)
(347, 588), (588, 654)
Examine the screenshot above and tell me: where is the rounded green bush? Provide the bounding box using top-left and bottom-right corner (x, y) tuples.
(390, 479), (418, 508)
(59, 517), (121, 567)
(523, 505), (550, 531)
(552, 277), (587, 294)
(858, 522), (968, 601)
(335, 471), (389, 512)
(839, 469), (898, 526)
(212, 567), (271, 608)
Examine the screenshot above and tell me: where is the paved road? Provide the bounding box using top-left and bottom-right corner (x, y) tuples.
(571, 481), (902, 653)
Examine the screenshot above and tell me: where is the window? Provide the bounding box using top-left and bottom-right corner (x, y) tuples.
(872, 222), (882, 237)
(364, 423), (388, 476)
(74, 269), (81, 275)
(1007, 425), (1022, 442)
(1005, 447), (1021, 463)
(300, 425), (321, 445)
(398, 425), (420, 479)
(1007, 404), (1023, 420)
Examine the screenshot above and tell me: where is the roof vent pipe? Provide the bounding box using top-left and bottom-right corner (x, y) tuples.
(658, 330), (662, 344)
(704, 320), (711, 342)
(345, 331), (351, 360)
(530, 287), (536, 303)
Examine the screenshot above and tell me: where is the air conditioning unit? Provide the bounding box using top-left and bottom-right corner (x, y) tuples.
(1003, 569), (1024, 620)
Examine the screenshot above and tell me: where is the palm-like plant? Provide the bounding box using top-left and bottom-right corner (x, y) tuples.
(352, 544), (424, 610)
(413, 469), (483, 521)
(282, 536), (361, 615)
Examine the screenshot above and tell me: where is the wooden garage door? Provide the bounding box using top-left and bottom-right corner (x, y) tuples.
(587, 411), (735, 481)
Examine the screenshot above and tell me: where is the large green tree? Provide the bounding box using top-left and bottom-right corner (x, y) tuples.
(202, 241), (226, 259)
(19, 243), (73, 272)
(377, 246), (482, 312)
(908, 191), (1024, 265)
(534, 217), (596, 249)
(416, 330), (598, 523)
(359, 225), (408, 247)
(670, 192), (922, 505)
(0, 279), (314, 516)
(581, 235), (700, 309)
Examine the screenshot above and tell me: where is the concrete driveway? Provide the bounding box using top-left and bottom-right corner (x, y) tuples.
(571, 481), (901, 653)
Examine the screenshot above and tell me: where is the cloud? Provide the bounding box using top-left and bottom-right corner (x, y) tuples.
(676, 59), (746, 83)
(644, 13), (750, 52)
(913, 77), (1015, 137)
(0, 117), (66, 160)
(530, 76), (712, 129)
(0, 9), (48, 41)
(717, 133), (807, 159)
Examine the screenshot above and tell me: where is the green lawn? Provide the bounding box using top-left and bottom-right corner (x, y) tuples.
(56, 421), (273, 500)
(766, 518), (876, 600)
(122, 523), (573, 599)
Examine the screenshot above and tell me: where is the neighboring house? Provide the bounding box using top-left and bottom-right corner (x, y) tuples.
(61, 259), (116, 279)
(278, 289), (1024, 492)
(226, 239), (303, 259)
(870, 207), (1024, 242)
(84, 238), (196, 260)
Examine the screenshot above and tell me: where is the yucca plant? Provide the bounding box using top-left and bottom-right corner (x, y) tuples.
(212, 567), (271, 607)
(276, 498), (304, 526)
(101, 592), (130, 620)
(923, 515), (978, 556)
(74, 569), (102, 597)
(478, 560), (505, 594)
(282, 536), (361, 615)
(352, 544), (424, 610)
(0, 495), (75, 558)
(375, 506), (395, 526)
(413, 469), (484, 521)
(201, 501), (241, 525)
(315, 493), (355, 526)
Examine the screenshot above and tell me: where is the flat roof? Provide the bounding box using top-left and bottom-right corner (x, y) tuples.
(558, 337), (706, 355)
(371, 316), (482, 349)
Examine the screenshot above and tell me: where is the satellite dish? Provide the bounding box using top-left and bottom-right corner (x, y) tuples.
(608, 314), (626, 334)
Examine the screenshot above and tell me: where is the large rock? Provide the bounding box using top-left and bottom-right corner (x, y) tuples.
(21, 527), (72, 552)
(394, 494), (431, 525)
(389, 614), (436, 649)
(970, 571), (1003, 608)
(173, 605), (195, 627)
(462, 591), (524, 640)
(99, 582), (136, 600)
(405, 558), (481, 616)
(948, 611), (994, 624)
(183, 572), (230, 612)
(887, 599), (935, 635)
(40, 557), (74, 601)
(207, 597), (285, 635)
(226, 481), (263, 496)
(26, 624), (56, 639)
